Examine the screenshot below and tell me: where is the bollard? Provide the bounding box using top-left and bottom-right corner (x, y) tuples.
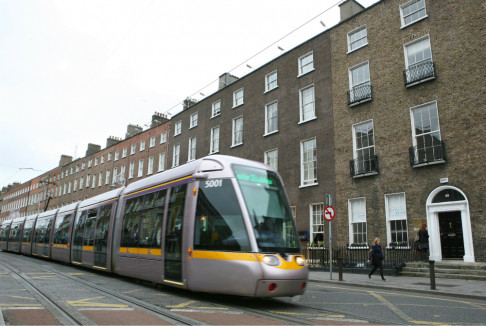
(429, 260), (436, 290)
(337, 257), (343, 281)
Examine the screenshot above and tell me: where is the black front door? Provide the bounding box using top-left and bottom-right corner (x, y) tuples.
(439, 211), (464, 259)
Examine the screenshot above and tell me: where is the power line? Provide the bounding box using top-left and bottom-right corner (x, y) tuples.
(161, 0), (342, 117)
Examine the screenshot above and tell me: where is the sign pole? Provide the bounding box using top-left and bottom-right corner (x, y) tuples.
(324, 196), (334, 281)
(329, 220), (332, 280)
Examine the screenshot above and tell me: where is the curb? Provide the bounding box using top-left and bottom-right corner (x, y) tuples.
(308, 278), (486, 302)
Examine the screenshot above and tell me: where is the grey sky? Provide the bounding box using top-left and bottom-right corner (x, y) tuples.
(0, 0), (377, 188)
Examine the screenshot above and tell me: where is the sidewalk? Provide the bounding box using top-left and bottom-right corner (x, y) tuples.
(308, 270), (486, 301)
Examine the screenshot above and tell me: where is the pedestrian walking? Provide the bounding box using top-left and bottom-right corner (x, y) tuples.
(368, 237), (387, 281)
(418, 224), (429, 261)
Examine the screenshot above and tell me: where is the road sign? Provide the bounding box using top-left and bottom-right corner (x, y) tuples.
(324, 206), (335, 221)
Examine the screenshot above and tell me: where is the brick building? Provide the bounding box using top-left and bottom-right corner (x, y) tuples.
(329, 0), (486, 261)
(1, 0), (484, 262)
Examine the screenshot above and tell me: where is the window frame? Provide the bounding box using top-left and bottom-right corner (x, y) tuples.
(348, 197), (367, 246)
(300, 137), (317, 187)
(233, 88), (244, 108)
(400, 0), (427, 28)
(310, 203), (324, 246)
(298, 51), (314, 77)
(188, 137), (197, 162)
(348, 61), (372, 105)
(299, 85), (316, 124)
(174, 121), (182, 137)
(190, 112), (198, 129)
(264, 101), (278, 136)
(232, 116), (244, 147)
(265, 70), (278, 93)
(385, 192), (409, 247)
(347, 25), (368, 53)
(210, 126), (220, 154)
(172, 144), (180, 167)
(211, 100), (221, 118)
(160, 131), (167, 144)
(264, 149), (278, 170)
(352, 120), (375, 161)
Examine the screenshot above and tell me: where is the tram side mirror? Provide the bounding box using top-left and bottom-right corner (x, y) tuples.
(193, 173), (209, 180)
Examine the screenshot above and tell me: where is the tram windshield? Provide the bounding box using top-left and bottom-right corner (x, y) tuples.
(233, 165), (300, 254)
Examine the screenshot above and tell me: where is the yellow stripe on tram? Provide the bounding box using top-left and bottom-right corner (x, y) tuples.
(192, 251), (258, 262)
(120, 247), (162, 256)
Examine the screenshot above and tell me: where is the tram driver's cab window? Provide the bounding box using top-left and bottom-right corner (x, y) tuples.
(194, 179), (250, 251)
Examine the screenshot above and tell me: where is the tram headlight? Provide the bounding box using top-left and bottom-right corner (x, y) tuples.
(295, 256), (306, 266)
(262, 255), (280, 266)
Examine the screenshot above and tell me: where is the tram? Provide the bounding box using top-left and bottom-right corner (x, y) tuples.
(0, 155), (308, 297)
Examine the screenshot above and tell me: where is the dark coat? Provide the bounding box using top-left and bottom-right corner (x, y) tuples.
(368, 244), (384, 263)
(418, 229), (429, 249)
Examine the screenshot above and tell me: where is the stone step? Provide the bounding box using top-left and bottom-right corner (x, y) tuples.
(400, 271), (486, 281)
(400, 261), (486, 281)
(402, 267), (486, 275)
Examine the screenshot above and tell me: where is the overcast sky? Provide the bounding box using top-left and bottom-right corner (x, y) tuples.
(0, 0), (377, 188)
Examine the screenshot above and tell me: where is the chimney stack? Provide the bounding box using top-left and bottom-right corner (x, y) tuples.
(151, 112), (170, 128)
(339, 0), (365, 22)
(125, 124), (143, 139)
(85, 143), (101, 157)
(218, 73), (239, 90)
(106, 136), (122, 148)
(59, 155), (73, 167)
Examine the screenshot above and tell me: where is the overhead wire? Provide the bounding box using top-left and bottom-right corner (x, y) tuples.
(161, 0), (343, 117)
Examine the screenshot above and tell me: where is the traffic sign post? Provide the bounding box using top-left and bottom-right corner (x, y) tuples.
(323, 205), (335, 279)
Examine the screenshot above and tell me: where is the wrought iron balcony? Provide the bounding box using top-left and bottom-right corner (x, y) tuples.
(350, 155), (379, 177)
(348, 84), (373, 106)
(409, 140), (446, 167)
(404, 60), (436, 87)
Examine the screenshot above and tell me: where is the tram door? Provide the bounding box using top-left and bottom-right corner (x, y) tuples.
(93, 205), (111, 268)
(439, 211), (464, 259)
(72, 211), (88, 263)
(164, 184), (187, 283)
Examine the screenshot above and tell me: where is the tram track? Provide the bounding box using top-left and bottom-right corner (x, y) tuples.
(0, 261), (86, 325)
(2, 253), (397, 325)
(0, 255), (198, 325)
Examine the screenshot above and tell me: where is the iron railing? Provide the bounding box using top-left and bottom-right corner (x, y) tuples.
(404, 60), (436, 87)
(348, 84), (373, 106)
(350, 155), (379, 177)
(302, 242), (421, 270)
(409, 140), (446, 167)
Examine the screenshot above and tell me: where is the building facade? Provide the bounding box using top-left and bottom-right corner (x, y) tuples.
(1, 0), (484, 262)
(330, 0), (486, 261)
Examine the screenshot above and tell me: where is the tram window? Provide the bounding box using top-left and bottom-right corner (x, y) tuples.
(233, 165), (300, 253)
(9, 224), (20, 242)
(121, 196), (143, 246)
(122, 190), (167, 248)
(83, 209), (97, 246)
(194, 179), (250, 251)
(34, 219), (47, 244)
(0, 224), (8, 241)
(22, 220), (34, 242)
(53, 213), (72, 245)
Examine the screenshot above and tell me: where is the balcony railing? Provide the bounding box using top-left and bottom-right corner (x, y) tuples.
(409, 140), (446, 167)
(350, 155), (379, 177)
(348, 84), (373, 106)
(404, 60), (436, 87)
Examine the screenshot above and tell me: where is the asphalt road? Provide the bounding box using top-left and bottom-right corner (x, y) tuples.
(1, 252), (485, 325)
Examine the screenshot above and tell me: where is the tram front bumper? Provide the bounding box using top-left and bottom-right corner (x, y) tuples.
(254, 278), (307, 297)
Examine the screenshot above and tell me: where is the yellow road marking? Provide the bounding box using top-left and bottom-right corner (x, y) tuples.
(67, 296), (129, 308)
(368, 291), (414, 323)
(122, 289), (142, 294)
(167, 300), (197, 308)
(271, 311), (345, 318)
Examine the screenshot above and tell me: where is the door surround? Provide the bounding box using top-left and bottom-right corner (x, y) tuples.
(426, 186), (475, 262)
